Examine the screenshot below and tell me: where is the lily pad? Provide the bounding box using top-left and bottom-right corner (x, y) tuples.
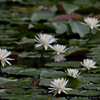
(2, 66), (24, 74)
(83, 84), (100, 90)
(40, 70), (67, 78)
(56, 2), (79, 14)
(6, 88), (25, 95)
(52, 22), (67, 34)
(31, 11), (54, 22)
(70, 98), (89, 100)
(45, 61), (81, 68)
(53, 13), (82, 22)
(69, 19), (89, 38)
(19, 68), (43, 76)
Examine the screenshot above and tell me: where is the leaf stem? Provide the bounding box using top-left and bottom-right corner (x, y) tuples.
(41, 47), (45, 59)
(0, 66), (2, 74)
(89, 28), (92, 38)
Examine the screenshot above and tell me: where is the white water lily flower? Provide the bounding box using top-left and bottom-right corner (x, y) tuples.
(51, 54), (66, 62)
(49, 78), (73, 96)
(0, 49), (14, 67)
(81, 17), (100, 30)
(65, 69), (80, 78)
(80, 59), (97, 70)
(34, 34), (57, 50)
(51, 44), (68, 55)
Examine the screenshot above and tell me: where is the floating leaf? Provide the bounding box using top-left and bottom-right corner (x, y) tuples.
(2, 94), (33, 100)
(79, 90), (100, 96)
(70, 98), (89, 100)
(83, 84), (100, 90)
(45, 61), (81, 68)
(52, 22), (67, 34)
(40, 70), (66, 78)
(31, 11), (54, 22)
(0, 92), (9, 98)
(56, 2), (79, 14)
(87, 32), (100, 44)
(78, 74), (100, 84)
(6, 88), (25, 95)
(34, 23), (54, 32)
(0, 77), (17, 88)
(2, 66), (24, 74)
(25, 87), (47, 94)
(75, 7), (100, 15)
(69, 39), (87, 45)
(67, 78), (82, 88)
(19, 68), (42, 76)
(53, 13), (82, 22)
(18, 52), (38, 58)
(66, 47), (89, 57)
(18, 78), (33, 87)
(15, 37), (35, 45)
(68, 89), (100, 96)
(69, 19), (89, 38)
(39, 78), (51, 86)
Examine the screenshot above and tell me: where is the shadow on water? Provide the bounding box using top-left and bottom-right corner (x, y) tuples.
(17, 57), (52, 68)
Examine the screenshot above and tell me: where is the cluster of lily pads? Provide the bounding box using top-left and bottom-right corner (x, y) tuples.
(0, 17), (100, 97)
(34, 17), (100, 96)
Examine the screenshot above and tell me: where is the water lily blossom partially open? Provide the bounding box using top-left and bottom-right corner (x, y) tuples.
(81, 17), (100, 30)
(34, 34), (57, 50)
(65, 69), (80, 78)
(80, 59), (97, 70)
(0, 49), (14, 67)
(49, 78), (73, 96)
(51, 44), (68, 55)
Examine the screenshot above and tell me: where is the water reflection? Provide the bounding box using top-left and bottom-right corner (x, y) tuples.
(51, 54), (66, 62)
(18, 57), (51, 68)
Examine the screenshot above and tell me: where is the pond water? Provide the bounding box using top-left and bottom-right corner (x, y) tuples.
(0, 0), (100, 100)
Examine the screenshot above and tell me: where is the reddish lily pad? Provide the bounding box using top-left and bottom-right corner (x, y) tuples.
(94, 14), (100, 19)
(53, 13), (82, 22)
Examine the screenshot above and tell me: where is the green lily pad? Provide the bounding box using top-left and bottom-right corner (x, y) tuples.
(70, 98), (90, 100)
(40, 70), (67, 78)
(45, 61), (81, 68)
(2, 66), (24, 74)
(18, 52), (39, 58)
(79, 90), (100, 96)
(69, 19), (89, 38)
(0, 92), (9, 98)
(58, 2), (79, 14)
(32, 95), (67, 100)
(67, 78), (82, 88)
(2, 94), (33, 100)
(78, 74), (100, 84)
(6, 88), (25, 95)
(52, 22), (67, 34)
(15, 37), (35, 45)
(69, 39), (87, 45)
(88, 32), (100, 44)
(25, 87), (47, 94)
(68, 89), (100, 96)
(31, 11), (54, 22)
(66, 46), (89, 57)
(19, 68), (42, 76)
(0, 77), (17, 88)
(83, 84), (100, 90)
(39, 78), (52, 86)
